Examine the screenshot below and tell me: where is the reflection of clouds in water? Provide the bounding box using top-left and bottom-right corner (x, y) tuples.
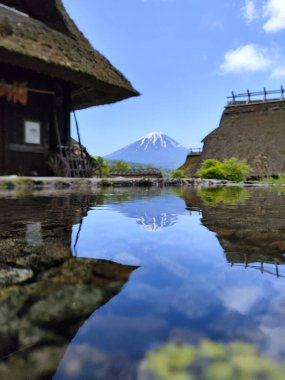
(260, 325), (285, 359)
(154, 255), (190, 280)
(113, 252), (141, 266)
(220, 286), (264, 315)
(170, 284), (218, 319)
(75, 315), (168, 356)
(123, 254), (220, 319)
(57, 317), (167, 379)
(127, 279), (218, 320)
(57, 344), (106, 379)
(259, 293), (285, 359)
(86, 315), (167, 336)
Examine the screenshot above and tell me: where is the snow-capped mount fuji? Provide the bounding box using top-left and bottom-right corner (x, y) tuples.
(105, 132), (189, 169)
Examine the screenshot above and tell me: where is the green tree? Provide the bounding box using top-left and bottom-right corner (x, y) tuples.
(95, 156), (111, 177)
(111, 160), (131, 171)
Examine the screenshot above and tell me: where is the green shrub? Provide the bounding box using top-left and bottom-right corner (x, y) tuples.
(222, 157), (252, 182)
(265, 173), (285, 185)
(197, 157), (251, 182)
(197, 159), (226, 179)
(171, 169), (186, 178)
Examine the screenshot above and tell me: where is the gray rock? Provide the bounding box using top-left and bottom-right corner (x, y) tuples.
(19, 320), (65, 347)
(28, 284), (102, 324)
(0, 267), (33, 286)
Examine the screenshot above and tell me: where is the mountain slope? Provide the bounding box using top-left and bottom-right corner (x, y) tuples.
(105, 132), (189, 169)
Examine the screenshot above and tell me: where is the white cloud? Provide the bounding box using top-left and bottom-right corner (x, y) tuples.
(243, 0), (258, 23)
(220, 44), (272, 73)
(263, 0), (285, 32)
(270, 66), (285, 78)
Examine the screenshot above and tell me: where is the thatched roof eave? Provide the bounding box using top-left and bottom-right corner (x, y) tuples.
(0, 47), (139, 109)
(0, 2), (139, 108)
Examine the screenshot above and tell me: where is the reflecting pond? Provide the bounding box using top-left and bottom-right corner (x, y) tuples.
(0, 187), (285, 379)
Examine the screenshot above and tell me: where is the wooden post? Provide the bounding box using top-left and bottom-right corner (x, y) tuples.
(52, 96), (63, 156)
(247, 90), (251, 103)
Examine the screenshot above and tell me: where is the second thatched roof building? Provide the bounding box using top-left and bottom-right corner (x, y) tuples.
(186, 90), (285, 177)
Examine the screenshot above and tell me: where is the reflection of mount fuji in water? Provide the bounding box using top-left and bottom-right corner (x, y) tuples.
(107, 191), (186, 232)
(183, 188), (285, 278)
(137, 212), (176, 232)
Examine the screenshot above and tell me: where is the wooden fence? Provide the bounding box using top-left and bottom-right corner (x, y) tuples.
(227, 86), (285, 104)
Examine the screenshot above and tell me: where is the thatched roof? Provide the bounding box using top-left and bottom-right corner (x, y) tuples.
(0, 0), (139, 109)
(188, 99), (285, 176)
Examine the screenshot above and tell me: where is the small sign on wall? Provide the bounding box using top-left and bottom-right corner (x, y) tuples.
(25, 121), (41, 144)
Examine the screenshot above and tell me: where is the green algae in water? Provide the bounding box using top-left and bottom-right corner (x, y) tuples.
(145, 340), (285, 380)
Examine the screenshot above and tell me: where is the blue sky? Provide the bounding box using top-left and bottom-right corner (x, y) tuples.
(63, 0), (285, 156)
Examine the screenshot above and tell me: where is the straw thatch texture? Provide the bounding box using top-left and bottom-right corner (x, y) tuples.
(178, 153), (200, 171)
(189, 100), (285, 176)
(184, 188), (285, 265)
(0, 0), (139, 109)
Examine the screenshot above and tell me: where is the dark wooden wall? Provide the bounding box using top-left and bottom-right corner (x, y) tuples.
(0, 63), (70, 176)
(0, 99), (4, 173)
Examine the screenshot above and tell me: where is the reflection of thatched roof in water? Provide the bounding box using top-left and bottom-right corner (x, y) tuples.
(0, 256), (136, 379)
(0, 0), (139, 109)
(188, 100), (285, 176)
(0, 193), (106, 271)
(183, 189), (285, 269)
(0, 191), (139, 377)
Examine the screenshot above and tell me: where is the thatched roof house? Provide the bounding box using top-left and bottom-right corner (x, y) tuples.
(0, 0), (138, 175)
(0, 0), (138, 109)
(187, 93), (285, 177)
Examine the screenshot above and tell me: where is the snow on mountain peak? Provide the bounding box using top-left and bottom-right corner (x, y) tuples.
(139, 131), (166, 149)
(143, 131), (164, 139)
(139, 131), (186, 149)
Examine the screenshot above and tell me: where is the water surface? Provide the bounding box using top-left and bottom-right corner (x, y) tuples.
(0, 187), (285, 379)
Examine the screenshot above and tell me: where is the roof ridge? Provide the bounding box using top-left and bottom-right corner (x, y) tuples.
(0, 3), (29, 17)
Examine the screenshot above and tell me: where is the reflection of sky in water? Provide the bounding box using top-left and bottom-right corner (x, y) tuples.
(56, 190), (285, 379)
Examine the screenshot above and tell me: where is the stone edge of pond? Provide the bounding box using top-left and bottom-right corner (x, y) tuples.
(0, 176), (274, 194)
